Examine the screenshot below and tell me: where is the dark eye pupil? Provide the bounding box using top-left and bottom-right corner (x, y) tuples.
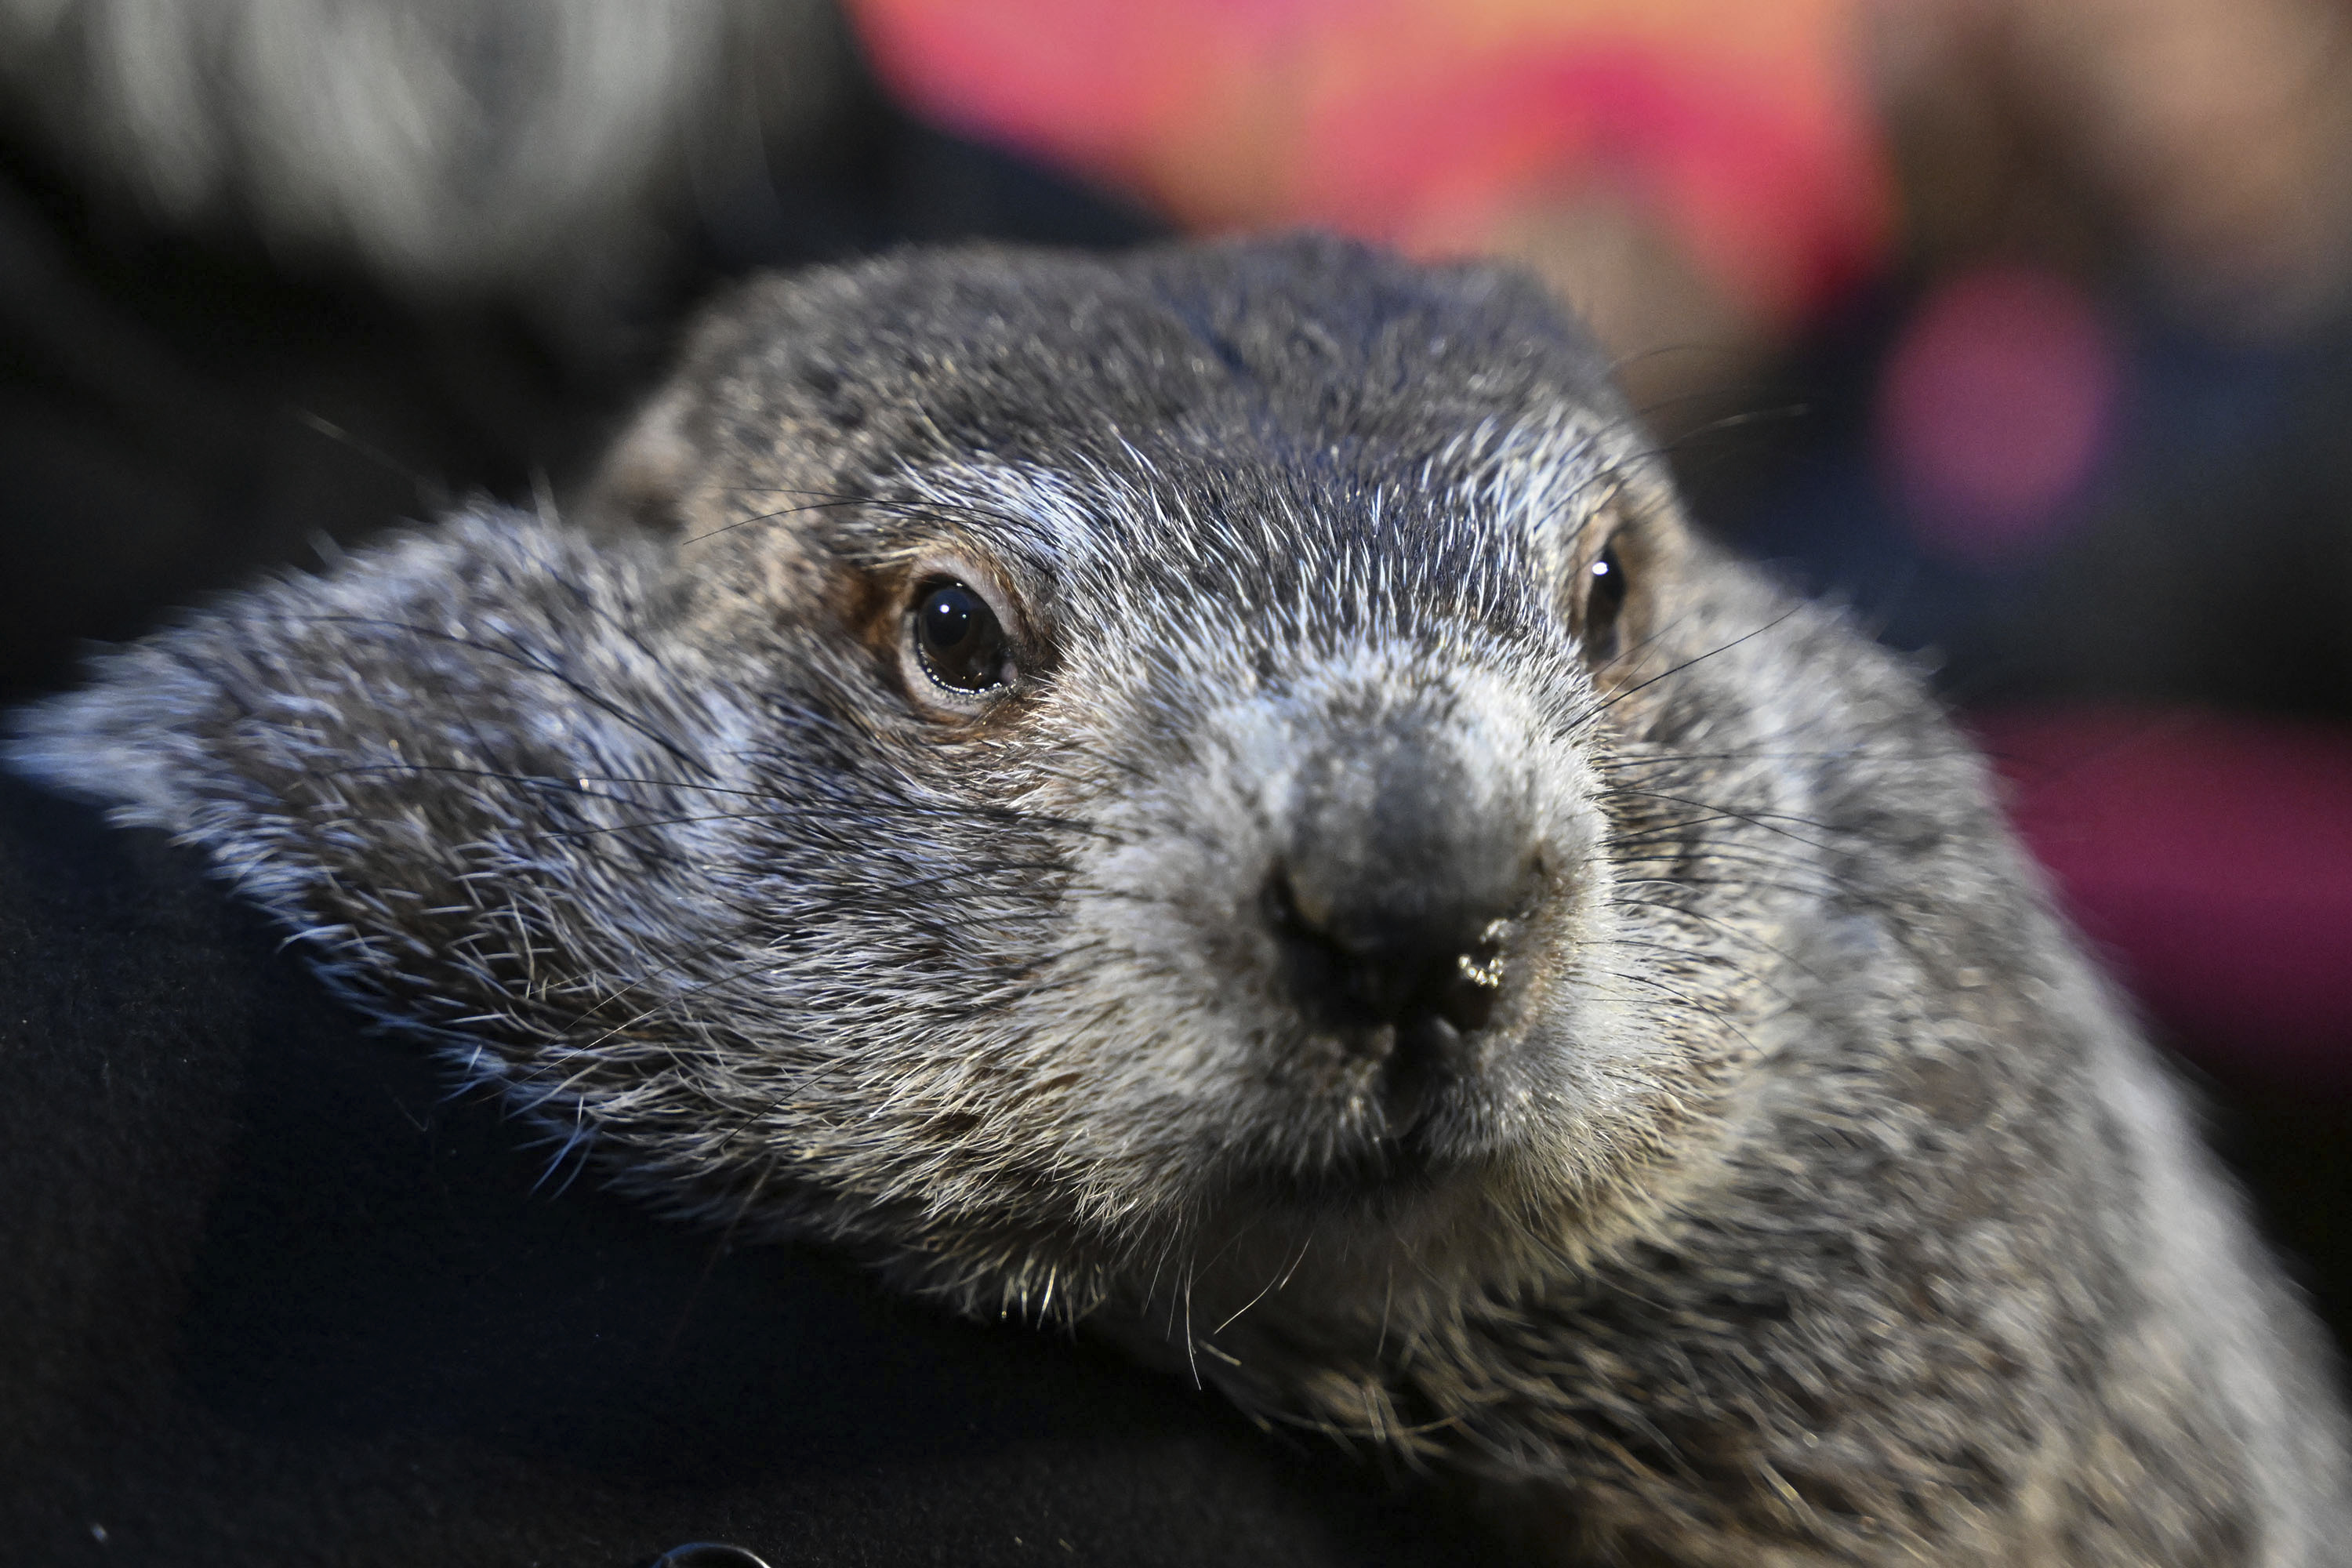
(924, 586), (976, 648)
(914, 579), (1010, 692)
(1590, 550), (1622, 602)
(1584, 540), (1628, 659)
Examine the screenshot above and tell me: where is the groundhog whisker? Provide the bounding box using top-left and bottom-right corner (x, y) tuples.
(1580, 608), (1809, 724)
(1614, 870), (1870, 913)
(1610, 901), (1825, 988)
(675, 493), (879, 545)
(1601, 746), (1992, 775)
(1592, 789), (1844, 850)
(1595, 967), (1755, 1051)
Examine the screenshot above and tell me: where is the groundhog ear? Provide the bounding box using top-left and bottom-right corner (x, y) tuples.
(578, 384), (698, 537)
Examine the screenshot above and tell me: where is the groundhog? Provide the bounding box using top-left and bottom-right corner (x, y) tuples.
(13, 236), (2348, 1565)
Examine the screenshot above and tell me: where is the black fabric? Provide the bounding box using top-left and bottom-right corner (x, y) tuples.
(0, 775), (1480, 1566)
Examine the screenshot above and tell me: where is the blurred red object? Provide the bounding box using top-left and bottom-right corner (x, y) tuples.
(1973, 708), (2352, 1087)
(848, 0), (1892, 332)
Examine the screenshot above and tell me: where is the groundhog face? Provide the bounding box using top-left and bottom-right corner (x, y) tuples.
(647, 448), (1678, 1245)
(573, 239), (1766, 1299)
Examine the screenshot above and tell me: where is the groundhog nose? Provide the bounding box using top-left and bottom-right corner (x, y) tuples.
(1268, 864), (1517, 1044)
(1267, 740), (1537, 1042)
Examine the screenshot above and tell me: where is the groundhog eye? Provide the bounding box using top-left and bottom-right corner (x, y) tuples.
(1583, 538), (1628, 661)
(913, 578), (1011, 693)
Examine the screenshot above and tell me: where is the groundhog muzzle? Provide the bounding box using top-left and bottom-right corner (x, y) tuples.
(15, 236), (2348, 1565)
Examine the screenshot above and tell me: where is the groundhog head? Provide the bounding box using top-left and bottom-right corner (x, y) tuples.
(15, 237), (1810, 1321)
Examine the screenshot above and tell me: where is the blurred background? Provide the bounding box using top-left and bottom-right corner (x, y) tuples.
(0, 0), (2346, 1338)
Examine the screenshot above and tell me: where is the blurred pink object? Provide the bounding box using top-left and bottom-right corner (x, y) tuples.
(848, 0), (1892, 330)
(1973, 707), (2352, 1086)
(1878, 266), (2121, 567)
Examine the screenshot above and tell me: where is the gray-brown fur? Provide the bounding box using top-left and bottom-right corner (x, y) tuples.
(12, 236), (2347, 1563)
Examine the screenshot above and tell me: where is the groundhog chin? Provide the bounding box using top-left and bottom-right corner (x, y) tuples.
(1251, 996), (1572, 1190)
